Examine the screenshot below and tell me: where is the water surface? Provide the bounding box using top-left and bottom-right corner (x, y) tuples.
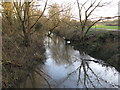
(20, 36), (120, 88)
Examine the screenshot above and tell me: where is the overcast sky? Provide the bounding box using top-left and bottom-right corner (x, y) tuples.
(46, 0), (120, 19)
(1, 0), (119, 20)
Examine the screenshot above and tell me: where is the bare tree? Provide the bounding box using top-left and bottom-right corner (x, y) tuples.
(75, 0), (119, 41)
(12, 0), (48, 46)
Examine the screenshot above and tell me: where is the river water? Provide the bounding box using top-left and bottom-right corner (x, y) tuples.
(20, 35), (120, 88)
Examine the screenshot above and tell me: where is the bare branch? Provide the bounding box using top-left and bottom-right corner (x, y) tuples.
(30, 0), (48, 30)
(86, 0), (97, 13)
(81, 0), (101, 32)
(85, 15), (120, 37)
(13, 2), (26, 34)
(87, 0), (101, 18)
(84, 18), (102, 38)
(13, 2), (23, 23)
(76, 0), (82, 25)
(35, 70), (51, 88)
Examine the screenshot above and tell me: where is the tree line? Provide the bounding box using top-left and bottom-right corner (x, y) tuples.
(1, 0), (119, 46)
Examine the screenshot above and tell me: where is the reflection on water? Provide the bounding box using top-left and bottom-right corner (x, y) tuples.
(20, 35), (120, 88)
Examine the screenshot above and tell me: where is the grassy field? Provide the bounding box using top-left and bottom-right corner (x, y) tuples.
(92, 25), (119, 30)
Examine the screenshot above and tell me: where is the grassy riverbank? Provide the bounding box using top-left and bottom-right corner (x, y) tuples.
(2, 33), (45, 88)
(92, 25), (119, 30)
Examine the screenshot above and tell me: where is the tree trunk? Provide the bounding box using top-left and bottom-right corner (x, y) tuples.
(23, 33), (31, 47)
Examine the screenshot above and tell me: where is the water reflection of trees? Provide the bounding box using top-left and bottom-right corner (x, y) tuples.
(49, 36), (73, 65)
(21, 36), (120, 88)
(46, 36), (120, 88)
(19, 66), (57, 88)
(20, 59), (120, 88)
(60, 56), (120, 88)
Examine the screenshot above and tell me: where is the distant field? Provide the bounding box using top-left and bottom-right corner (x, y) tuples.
(92, 25), (119, 30)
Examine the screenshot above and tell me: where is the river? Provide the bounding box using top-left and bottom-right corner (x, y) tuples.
(19, 35), (120, 88)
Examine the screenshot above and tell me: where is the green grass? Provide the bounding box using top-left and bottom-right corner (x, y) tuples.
(92, 25), (119, 30)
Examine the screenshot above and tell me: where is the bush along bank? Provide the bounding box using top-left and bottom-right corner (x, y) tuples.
(72, 31), (120, 72)
(2, 34), (46, 88)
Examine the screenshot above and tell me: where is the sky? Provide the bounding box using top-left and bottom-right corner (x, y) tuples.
(0, 0), (119, 20)
(45, 0), (120, 20)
